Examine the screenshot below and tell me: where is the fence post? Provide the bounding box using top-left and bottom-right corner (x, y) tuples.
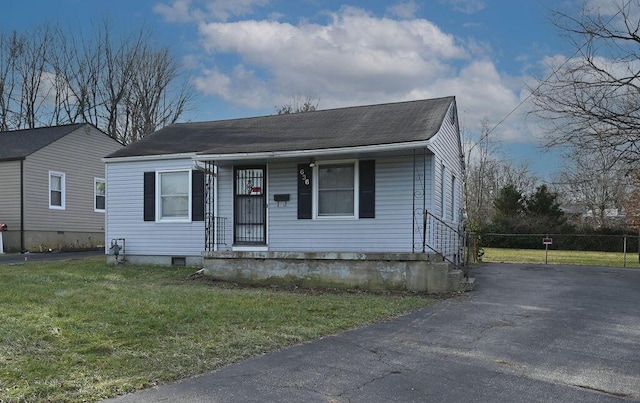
(623, 236), (627, 267)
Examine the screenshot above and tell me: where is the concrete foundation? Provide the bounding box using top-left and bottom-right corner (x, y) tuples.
(202, 251), (472, 294)
(1, 230), (104, 253)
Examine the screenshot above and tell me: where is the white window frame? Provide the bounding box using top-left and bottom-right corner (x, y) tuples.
(312, 159), (359, 220)
(94, 178), (105, 213)
(451, 175), (457, 222)
(440, 164), (446, 218)
(156, 170), (192, 222)
(49, 171), (66, 210)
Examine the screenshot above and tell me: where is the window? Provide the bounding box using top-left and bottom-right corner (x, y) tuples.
(158, 170), (190, 221)
(143, 170), (204, 222)
(451, 175), (457, 221)
(440, 164), (446, 218)
(49, 171), (65, 209)
(316, 162), (356, 217)
(298, 160), (374, 220)
(95, 178), (105, 212)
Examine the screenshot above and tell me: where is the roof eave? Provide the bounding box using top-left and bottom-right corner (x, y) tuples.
(103, 152), (198, 163)
(0, 156), (26, 163)
(192, 140), (433, 162)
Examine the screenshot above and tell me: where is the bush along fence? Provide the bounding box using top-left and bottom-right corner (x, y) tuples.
(480, 233), (640, 253)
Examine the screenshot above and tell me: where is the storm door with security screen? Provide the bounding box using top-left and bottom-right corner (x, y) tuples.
(233, 166), (266, 245)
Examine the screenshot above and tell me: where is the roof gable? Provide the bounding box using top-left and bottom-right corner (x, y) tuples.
(106, 96), (456, 159)
(0, 124), (87, 161)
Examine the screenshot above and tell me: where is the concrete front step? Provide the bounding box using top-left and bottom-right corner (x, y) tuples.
(448, 268), (476, 292)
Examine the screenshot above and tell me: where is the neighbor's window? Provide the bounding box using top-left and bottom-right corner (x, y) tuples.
(49, 171), (65, 210)
(316, 162), (355, 217)
(95, 178), (105, 212)
(158, 170), (190, 220)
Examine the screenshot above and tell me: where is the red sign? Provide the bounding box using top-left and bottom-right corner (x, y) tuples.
(543, 238), (553, 245)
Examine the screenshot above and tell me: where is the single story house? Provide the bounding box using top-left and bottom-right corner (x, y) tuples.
(0, 123), (123, 252)
(104, 97), (470, 293)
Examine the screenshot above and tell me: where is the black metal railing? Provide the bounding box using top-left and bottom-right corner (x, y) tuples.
(205, 215), (227, 251)
(423, 209), (466, 272)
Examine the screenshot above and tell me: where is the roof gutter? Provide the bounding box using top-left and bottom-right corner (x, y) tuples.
(103, 152), (197, 163)
(192, 139), (433, 162)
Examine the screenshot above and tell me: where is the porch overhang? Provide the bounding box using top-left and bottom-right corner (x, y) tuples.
(192, 139), (434, 165)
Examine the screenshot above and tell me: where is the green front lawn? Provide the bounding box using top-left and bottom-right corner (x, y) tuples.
(0, 258), (434, 402)
(482, 247), (640, 267)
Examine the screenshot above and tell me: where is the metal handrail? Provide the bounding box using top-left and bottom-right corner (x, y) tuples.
(423, 209), (466, 274)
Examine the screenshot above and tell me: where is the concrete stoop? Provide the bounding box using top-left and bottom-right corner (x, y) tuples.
(202, 251), (476, 294)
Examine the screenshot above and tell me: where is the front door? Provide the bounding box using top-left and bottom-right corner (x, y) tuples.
(234, 166), (266, 245)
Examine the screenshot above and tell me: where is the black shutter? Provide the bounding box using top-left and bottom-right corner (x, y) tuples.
(143, 172), (155, 221)
(192, 170), (205, 221)
(359, 160), (375, 218)
(297, 163), (312, 219)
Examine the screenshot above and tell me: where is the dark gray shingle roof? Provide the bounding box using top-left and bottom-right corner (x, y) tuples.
(0, 124), (86, 161)
(106, 96), (455, 159)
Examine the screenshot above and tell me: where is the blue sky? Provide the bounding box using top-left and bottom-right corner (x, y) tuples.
(3, 0), (596, 180)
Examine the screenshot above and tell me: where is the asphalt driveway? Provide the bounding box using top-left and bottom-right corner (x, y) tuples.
(107, 263), (640, 402)
(0, 249), (104, 264)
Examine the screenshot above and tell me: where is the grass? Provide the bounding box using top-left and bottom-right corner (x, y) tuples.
(482, 247), (640, 268)
(0, 257), (434, 402)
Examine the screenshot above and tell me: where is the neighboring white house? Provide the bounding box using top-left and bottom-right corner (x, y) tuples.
(104, 97), (468, 292)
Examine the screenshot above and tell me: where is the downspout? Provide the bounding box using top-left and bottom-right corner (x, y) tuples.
(20, 158), (25, 252)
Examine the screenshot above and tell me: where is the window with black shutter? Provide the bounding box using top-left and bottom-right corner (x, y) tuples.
(297, 163), (312, 219)
(192, 170), (205, 221)
(359, 160), (375, 218)
(143, 170), (204, 222)
(143, 172), (155, 221)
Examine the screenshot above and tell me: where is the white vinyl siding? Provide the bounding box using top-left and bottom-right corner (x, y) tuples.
(428, 102), (464, 227)
(106, 158), (204, 256)
(49, 171), (65, 210)
(264, 156), (428, 253)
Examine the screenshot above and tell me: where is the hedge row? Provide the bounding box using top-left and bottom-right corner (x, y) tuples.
(481, 231), (640, 253)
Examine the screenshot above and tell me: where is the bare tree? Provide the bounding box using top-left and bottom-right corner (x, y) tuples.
(531, 0), (640, 166)
(275, 93), (319, 114)
(554, 145), (629, 229)
(463, 118), (537, 230)
(0, 31), (21, 131)
(15, 24), (55, 129)
(0, 21), (194, 144)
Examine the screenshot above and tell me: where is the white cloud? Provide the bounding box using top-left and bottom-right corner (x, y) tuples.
(153, 0), (199, 23)
(154, 0), (270, 22)
(175, 4), (531, 143)
(387, 1), (420, 19)
(440, 0), (486, 14)
(197, 7), (468, 99)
